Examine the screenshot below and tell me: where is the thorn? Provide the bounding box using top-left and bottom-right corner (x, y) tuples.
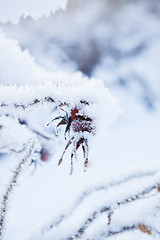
(58, 158), (62, 165)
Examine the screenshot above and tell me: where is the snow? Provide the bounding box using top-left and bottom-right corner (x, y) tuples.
(0, 0), (67, 23)
(0, 116), (38, 153)
(0, 0), (160, 239)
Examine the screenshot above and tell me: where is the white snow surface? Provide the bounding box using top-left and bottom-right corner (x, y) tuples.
(0, 0), (160, 240)
(0, 0), (67, 23)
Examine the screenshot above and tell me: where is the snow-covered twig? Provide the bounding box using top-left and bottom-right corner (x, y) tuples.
(38, 169), (158, 236)
(66, 181), (160, 239)
(0, 83), (97, 109)
(0, 141), (37, 240)
(34, 168), (160, 240)
(99, 224), (137, 239)
(95, 224), (160, 239)
(66, 207), (111, 240)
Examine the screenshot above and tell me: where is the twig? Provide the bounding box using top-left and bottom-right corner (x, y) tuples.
(65, 182), (160, 239)
(39, 170), (158, 236)
(0, 141), (36, 240)
(104, 224), (137, 238)
(67, 207), (111, 240)
(97, 224), (160, 239)
(0, 97), (89, 110)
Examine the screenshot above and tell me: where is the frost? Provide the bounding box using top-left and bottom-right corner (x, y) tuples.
(29, 163), (160, 240)
(0, 0), (160, 240)
(0, 116), (40, 154)
(0, 0), (68, 23)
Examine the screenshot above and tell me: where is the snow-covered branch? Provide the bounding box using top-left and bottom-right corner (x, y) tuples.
(0, 140), (40, 240)
(31, 166), (160, 240)
(0, 80), (117, 109)
(67, 182), (159, 239)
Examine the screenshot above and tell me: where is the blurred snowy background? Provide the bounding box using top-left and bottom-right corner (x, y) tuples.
(0, 0), (160, 239)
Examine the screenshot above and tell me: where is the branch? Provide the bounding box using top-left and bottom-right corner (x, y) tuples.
(71, 180), (160, 239)
(65, 180), (159, 239)
(29, 168), (160, 240)
(38, 169), (158, 236)
(99, 225), (137, 239)
(0, 83), (93, 110)
(96, 224), (160, 239)
(66, 207), (111, 240)
(0, 141), (36, 240)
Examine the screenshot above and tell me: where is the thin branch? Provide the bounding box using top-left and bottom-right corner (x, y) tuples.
(39, 170), (158, 236)
(0, 97), (55, 109)
(66, 207), (111, 240)
(116, 183), (159, 207)
(65, 181), (160, 239)
(0, 141), (36, 240)
(97, 224), (160, 239)
(67, 225), (138, 240)
(0, 96), (89, 110)
(103, 225), (137, 238)
(74, 171), (158, 209)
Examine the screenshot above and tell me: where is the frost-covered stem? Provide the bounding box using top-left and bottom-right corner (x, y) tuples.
(98, 224), (160, 239)
(0, 83), (91, 109)
(0, 142), (35, 240)
(68, 223), (160, 240)
(108, 225), (137, 236)
(67, 225), (137, 240)
(0, 97), (89, 110)
(66, 182), (160, 239)
(39, 170), (158, 236)
(117, 182), (159, 207)
(0, 97), (55, 109)
(74, 171), (158, 209)
(67, 207), (111, 240)
(0, 97), (54, 109)
(94, 225), (137, 239)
